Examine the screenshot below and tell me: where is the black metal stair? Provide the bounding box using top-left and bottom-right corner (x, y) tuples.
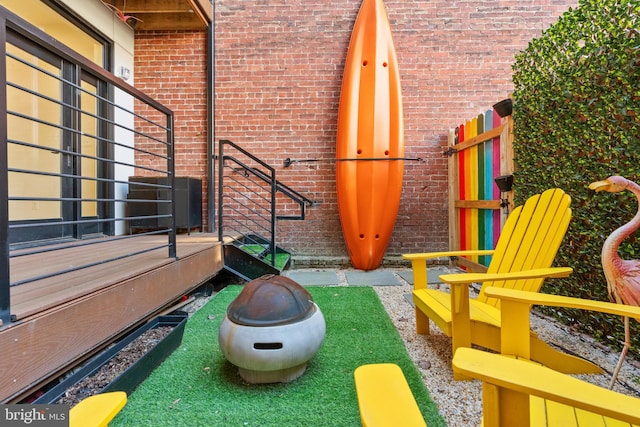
(217, 140), (312, 281)
(223, 234), (292, 281)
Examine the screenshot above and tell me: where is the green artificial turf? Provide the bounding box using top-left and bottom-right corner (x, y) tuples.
(239, 244), (266, 256)
(239, 245), (290, 270)
(263, 252), (290, 270)
(111, 286), (446, 427)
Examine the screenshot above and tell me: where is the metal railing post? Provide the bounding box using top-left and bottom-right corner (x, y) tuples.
(218, 140), (225, 242)
(270, 168), (277, 267)
(0, 18), (10, 325)
(168, 113), (176, 259)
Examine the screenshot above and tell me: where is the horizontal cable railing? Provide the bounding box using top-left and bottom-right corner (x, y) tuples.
(0, 7), (175, 325)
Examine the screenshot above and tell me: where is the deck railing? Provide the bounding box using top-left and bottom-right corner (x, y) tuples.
(0, 8), (175, 325)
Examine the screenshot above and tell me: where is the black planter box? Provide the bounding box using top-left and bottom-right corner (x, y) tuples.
(34, 312), (188, 404)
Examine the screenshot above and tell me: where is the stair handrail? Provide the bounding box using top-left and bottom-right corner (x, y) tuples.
(244, 165), (314, 220)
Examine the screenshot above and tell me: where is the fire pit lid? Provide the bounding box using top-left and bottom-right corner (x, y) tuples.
(227, 275), (315, 326)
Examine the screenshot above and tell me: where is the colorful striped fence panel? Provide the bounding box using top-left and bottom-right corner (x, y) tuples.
(454, 108), (509, 267)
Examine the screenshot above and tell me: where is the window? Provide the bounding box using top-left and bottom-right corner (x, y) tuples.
(2, 0), (106, 66)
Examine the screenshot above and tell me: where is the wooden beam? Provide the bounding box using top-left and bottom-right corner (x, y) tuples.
(454, 199), (501, 210)
(454, 256), (488, 273)
(114, 0), (189, 13)
(453, 123), (505, 152)
(188, 0), (212, 24)
(133, 12), (206, 31)
(112, 0), (211, 30)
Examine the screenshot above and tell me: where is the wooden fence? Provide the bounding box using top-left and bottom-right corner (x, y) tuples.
(447, 108), (514, 272)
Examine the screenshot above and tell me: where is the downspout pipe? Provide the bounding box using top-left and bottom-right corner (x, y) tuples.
(206, 4), (215, 233)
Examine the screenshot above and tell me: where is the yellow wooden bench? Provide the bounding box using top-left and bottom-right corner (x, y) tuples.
(354, 364), (427, 427)
(451, 287), (640, 426)
(403, 188), (602, 378)
(69, 391), (127, 427)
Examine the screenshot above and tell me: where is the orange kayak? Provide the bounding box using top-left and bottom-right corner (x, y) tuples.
(336, 0), (404, 271)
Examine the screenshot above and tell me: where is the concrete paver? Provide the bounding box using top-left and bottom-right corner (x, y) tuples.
(283, 270), (339, 286)
(344, 270), (402, 286)
(398, 269), (449, 285)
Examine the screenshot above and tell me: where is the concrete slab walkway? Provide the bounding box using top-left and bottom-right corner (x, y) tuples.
(344, 269), (402, 286)
(282, 265), (463, 287)
(283, 270), (340, 286)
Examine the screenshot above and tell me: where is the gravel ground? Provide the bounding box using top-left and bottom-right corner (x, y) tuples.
(365, 267), (640, 427)
(58, 327), (174, 406)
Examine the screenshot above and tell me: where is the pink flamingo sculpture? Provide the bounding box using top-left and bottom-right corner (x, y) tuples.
(589, 176), (640, 388)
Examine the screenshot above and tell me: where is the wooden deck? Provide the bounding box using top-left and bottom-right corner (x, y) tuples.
(0, 233), (224, 403)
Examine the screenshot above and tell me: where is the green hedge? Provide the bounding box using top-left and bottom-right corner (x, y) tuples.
(511, 0), (640, 356)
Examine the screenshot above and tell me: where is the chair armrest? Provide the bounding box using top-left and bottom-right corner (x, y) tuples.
(484, 287), (640, 321)
(484, 286), (640, 359)
(439, 267), (573, 285)
(402, 250), (494, 262)
(452, 347), (640, 425)
(70, 391), (127, 427)
(402, 250), (495, 290)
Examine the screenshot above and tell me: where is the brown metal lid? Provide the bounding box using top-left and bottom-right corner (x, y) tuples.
(227, 275), (315, 326)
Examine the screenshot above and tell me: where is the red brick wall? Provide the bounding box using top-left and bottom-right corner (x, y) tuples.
(134, 31), (210, 228)
(213, 0), (578, 261)
(139, 0), (578, 262)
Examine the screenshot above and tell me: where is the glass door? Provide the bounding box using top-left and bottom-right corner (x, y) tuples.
(4, 0), (111, 246)
(7, 33), (112, 246)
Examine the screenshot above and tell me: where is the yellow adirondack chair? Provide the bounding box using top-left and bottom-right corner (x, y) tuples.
(403, 188), (603, 378)
(70, 391), (127, 427)
(452, 287), (640, 427)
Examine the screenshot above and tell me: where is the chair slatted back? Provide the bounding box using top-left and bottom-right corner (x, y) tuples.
(478, 188), (572, 308)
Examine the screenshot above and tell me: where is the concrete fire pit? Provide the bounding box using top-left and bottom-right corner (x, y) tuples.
(218, 275), (326, 384)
